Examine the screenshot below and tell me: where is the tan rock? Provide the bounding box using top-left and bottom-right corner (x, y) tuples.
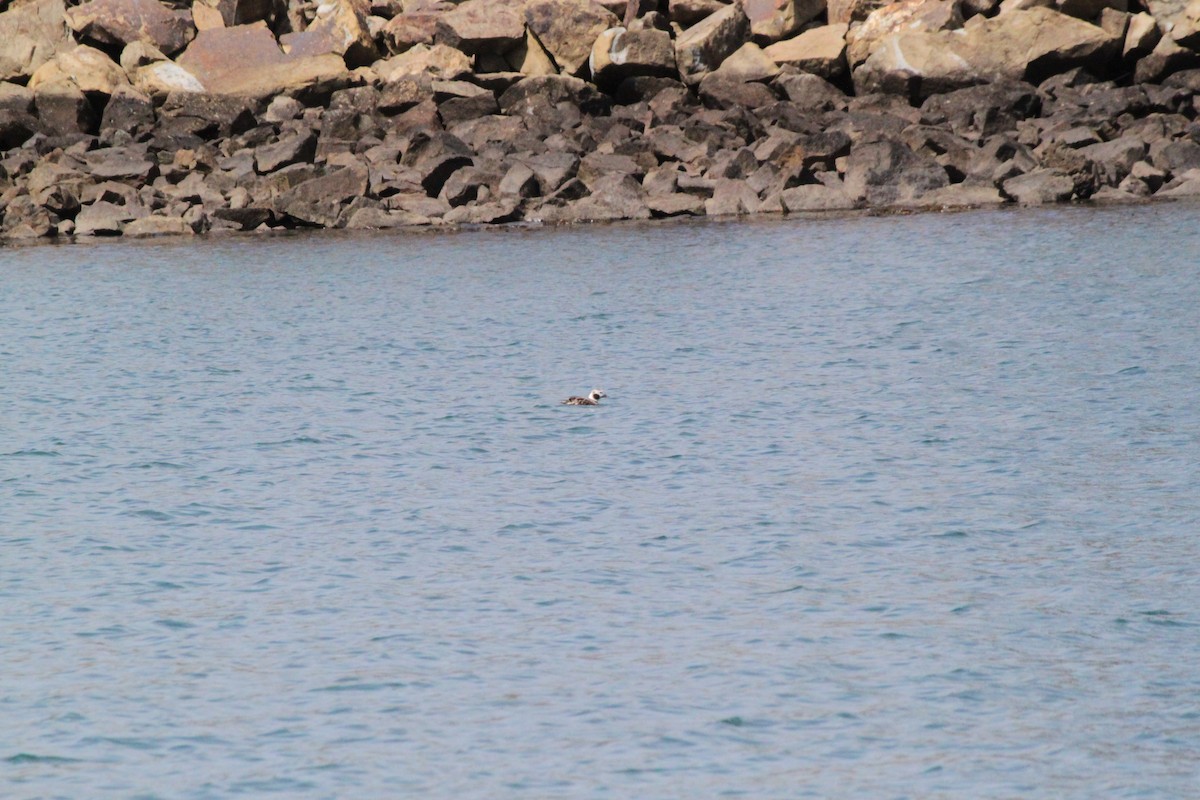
(1142, 0), (1191, 32)
(124, 215), (195, 237)
(178, 24), (352, 96)
(676, 1), (751, 79)
(525, 0), (621, 76)
(1123, 12), (1160, 59)
(435, 0), (525, 55)
(741, 0), (824, 42)
(1169, 0), (1200, 48)
(380, 13), (439, 55)
(853, 7), (1121, 97)
(280, 0), (379, 67)
(507, 28), (558, 76)
(29, 45), (131, 97)
(373, 43), (474, 81)
(0, 0), (74, 83)
(119, 40), (167, 74)
(764, 23), (848, 79)
(846, 0), (963, 68)
(65, 0), (195, 56)
(590, 26), (677, 87)
(711, 42), (780, 81)
(192, 3), (224, 31)
(670, 0), (728, 26)
(828, 0), (890, 24)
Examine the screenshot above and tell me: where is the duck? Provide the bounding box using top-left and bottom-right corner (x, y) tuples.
(562, 389), (607, 406)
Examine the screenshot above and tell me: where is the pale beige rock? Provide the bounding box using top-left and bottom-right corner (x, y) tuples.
(0, 0), (74, 83)
(119, 40), (167, 74)
(765, 24), (848, 79)
(124, 216), (195, 237)
(741, 0), (824, 42)
(676, 1), (751, 79)
(846, 0), (963, 68)
(525, 0), (621, 76)
(854, 7), (1120, 96)
(1142, 0), (1191, 31)
(711, 42), (780, 81)
(373, 43), (474, 81)
(132, 60), (206, 96)
(1124, 11), (1161, 58)
(192, 3), (225, 31)
(507, 28), (558, 76)
(1169, 0), (1200, 48)
(29, 45), (132, 97)
(178, 24), (352, 96)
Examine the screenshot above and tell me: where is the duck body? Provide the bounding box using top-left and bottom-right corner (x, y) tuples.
(563, 389), (606, 406)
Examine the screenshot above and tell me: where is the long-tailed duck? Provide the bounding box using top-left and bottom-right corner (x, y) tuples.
(562, 389), (606, 406)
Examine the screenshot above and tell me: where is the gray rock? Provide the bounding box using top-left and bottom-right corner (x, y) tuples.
(402, 131), (474, 196)
(780, 182), (858, 211)
(705, 178), (761, 215)
(255, 131), (318, 174)
(1002, 168), (1076, 203)
(844, 139), (950, 205)
(274, 163), (370, 227)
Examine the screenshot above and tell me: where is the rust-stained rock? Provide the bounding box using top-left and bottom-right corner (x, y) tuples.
(525, 0), (621, 76)
(676, 2), (751, 81)
(66, 0), (195, 57)
(434, 0), (525, 55)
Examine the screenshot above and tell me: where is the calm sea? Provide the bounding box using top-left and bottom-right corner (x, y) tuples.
(3, 206), (1199, 799)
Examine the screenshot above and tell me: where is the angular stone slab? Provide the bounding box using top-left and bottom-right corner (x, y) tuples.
(65, 0), (195, 56)
(526, 0), (620, 76)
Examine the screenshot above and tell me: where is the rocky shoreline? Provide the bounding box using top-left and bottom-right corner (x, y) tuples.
(1, 0), (1199, 243)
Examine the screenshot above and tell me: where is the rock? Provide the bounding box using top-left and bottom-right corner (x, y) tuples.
(255, 129), (318, 172)
(436, 85), (499, 125)
(525, 0), (621, 76)
(780, 182), (858, 210)
(33, 85), (98, 137)
(846, 0), (963, 69)
(380, 13), (439, 55)
(918, 183), (1006, 208)
(85, 144), (158, 182)
(670, 0), (727, 26)
(1150, 138), (1200, 176)
(374, 43), (474, 81)
(275, 163), (369, 226)
(1135, 35), (1200, 83)
(557, 172), (650, 221)
(179, 24), (352, 99)
(434, 0), (525, 55)
(65, 0), (195, 56)
(711, 42), (780, 82)
(1123, 12), (1161, 60)
(0, 108), (37, 150)
(1002, 168), (1075, 202)
(676, 2), (751, 81)
(844, 139), (950, 204)
(281, 0), (379, 67)
(699, 75), (779, 108)
(773, 72), (850, 110)
(742, 0), (825, 42)
(378, 77), (432, 114)
(1078, 135), (1147, 185)
(75, 200), (147, 235)
(829, 0), (891, 23)
(646, 192), (706, 216)
(590, 27), (678, 89)
(854, 8), (1121, 99)
(28, 45), (131, 98)
(499, 74), (610, 117)
(764, 24), (849, 80)
(0, 0), (74, 83)
(1, 195), (55, 239)
(402, 131), (474, 195)
(158, 91), (258, 139)
(919, 80), (1041, 139)
(124, 214), (194, 236)
(705, 177), (761, 215)
(197, 0), (279, 28)
(132, 60), (206, 97)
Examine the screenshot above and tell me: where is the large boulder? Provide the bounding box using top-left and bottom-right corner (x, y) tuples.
(853, 7), (1121, 98)
(525, 0), (621, 76)
(373, 44), (474, 81)
(178, 24), (352, 98)
(590, 27), (678, 89)
(65, 0), (195, 57)
(844, 139), (950, 204)
(846, 0), (963, 68)
(274, 163), (370, 227)
(676, 2), (751, 81)
(0, 0), (75, 83)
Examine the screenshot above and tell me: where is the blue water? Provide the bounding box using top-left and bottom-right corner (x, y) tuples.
(3, 206), (1199, 798)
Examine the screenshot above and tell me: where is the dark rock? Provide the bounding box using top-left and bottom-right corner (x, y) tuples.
(844, 139), (950, 205)
(379, 78), (432, 115)
(158, 92), (258, 140)
(65, 0), (195, 56)
(578, 152), (644, 186)
(772, 72), (849, 113)
(99, 85), (154, 144)
(698, 75), (779, 110)
(1077, 136), (1147, 186)
(1149, 139), (1200, 177)
(517, 151), (580, 194)
(35, 87), (98, 137)
(0, 109), (38, 150)
(402, 131), (474, 196)
(438, 91), (500, 127)
(498, 162), (540, 198)
(85, 145), (158, 182)
(212, 205), (272, 230)
(385, 98), (443, 137)
(272, 163), (369, 228)
(498, 75), (611, 118)
(616, 77), (689, 105)
(920, 81), (1041, 141)
(255, 130), (318, 174)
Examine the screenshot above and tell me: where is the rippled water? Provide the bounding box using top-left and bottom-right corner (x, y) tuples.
(4, 206), (1200, 798)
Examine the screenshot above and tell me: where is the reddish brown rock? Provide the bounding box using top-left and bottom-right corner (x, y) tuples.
(65, 0), (195, 56)
(525, 0), (621, 76)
